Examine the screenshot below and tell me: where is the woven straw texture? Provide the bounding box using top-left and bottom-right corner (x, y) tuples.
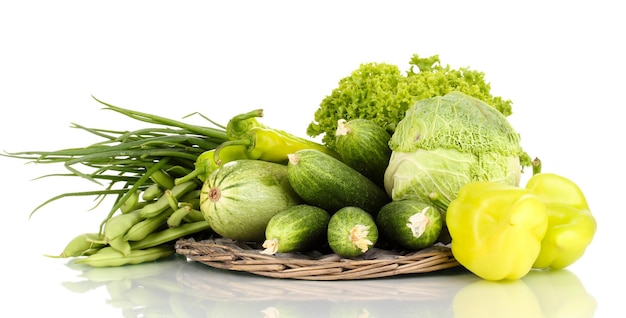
(175, 238), (460, 280)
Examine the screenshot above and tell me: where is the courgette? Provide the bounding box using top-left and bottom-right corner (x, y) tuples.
(200, 159), (302, 242)
(327, 206), (379, 258)
(376, 200), (442, 250)
(286, 149), (390, 215)
(261, 204), (330, 255)
(335, 118), (391, 187)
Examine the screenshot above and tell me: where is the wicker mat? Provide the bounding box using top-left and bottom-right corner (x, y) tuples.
(175, 238), (460, 280)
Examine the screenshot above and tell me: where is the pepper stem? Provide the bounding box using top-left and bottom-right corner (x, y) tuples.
(532, 157), (542, 175)
(174, 168), (202, 185)
(225, 109), (265, 140)
(230, 109), (264, 122)
(214, 140), (251, 165)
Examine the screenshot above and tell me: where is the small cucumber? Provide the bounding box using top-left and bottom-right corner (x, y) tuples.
(261, 204), (330, 255)
(335, 118), (392, 187)
(327, 206), (378, 258)
(287, 149), (390, 215)
(376, 200), (442, 250)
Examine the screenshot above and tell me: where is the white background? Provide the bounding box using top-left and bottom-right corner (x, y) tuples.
(1, 1), (623, 317)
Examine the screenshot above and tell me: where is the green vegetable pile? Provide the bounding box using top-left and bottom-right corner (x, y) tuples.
(3, 53), (595, 281)
(3, 98), (340, 267)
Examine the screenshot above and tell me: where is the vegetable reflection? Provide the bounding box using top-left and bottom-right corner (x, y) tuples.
(62, 256), (595, 317)
(453, 269), (596, 318)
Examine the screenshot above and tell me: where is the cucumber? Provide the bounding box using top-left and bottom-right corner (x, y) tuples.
(287, 149), (390, 215)
(335, 118), (392, 187)
(327, 206), (379, 258)
(261, 204), (330, 255)
(200, 159), (302, 242)
(376, 200), (442, 250)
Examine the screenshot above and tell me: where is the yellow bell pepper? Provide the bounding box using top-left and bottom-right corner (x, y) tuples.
(446, 181), (549, 281)
(525, 173), (597, 269)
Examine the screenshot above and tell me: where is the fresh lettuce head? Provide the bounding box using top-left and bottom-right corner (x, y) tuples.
(384, 91), (523, 212)
(307, 54), (515, 151)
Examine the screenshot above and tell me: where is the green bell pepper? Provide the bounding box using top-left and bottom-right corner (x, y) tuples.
(446, 181), (549, 281)
(525, 173), (596, 269)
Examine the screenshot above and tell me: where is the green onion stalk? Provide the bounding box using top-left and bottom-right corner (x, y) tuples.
(2, 96), (230, 229)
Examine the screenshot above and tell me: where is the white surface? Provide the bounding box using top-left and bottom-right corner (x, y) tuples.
(1, 1), (623, 317)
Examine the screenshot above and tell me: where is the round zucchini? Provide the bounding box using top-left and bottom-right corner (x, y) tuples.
(327, 206), (379, 258)
(261, 204), (330, 255)
(200, 159), (302, 242)
(335, 118), (391, 187)
(376, 200), (442, 250)
(287, 149), (390, 215)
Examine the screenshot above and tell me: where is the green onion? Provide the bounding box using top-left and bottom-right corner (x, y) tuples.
(2, 97), (230, 225)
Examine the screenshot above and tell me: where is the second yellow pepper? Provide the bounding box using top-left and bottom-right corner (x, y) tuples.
(446, 181), (549, 280)
(525, 173), (597, 270)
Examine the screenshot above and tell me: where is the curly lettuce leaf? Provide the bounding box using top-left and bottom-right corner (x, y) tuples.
(307, 54), (514, 150)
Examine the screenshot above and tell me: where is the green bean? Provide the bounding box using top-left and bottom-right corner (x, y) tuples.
(103, 210), (144, 242)
(119, 190), (140, 214)
(126, 200), (150, 212)
(76, 245), (119, 258)
(168, 180), (201, 197)
(74, 246), (175, 267)
(129, 221), (211, 250)
(165, 165), (193, 178)
(185, 198), (201, 210)
(49, 232), (105, 258)
(149, 169), (175, 190)
(141, 183), (163, 201)
(124, 209), (173, 241)
(137, 197), (170, 219)
(164, 189), (179, 211)
(81, 248), (103, 257)
(183, 209), (205, 223)
(79, 258), (165, 281)
(108, 236), (132, 256)
(98, 158), (171, 231)
(167, 205), (192, 228)
(139, 180), (198, 218)
(180, 189), (202, 203)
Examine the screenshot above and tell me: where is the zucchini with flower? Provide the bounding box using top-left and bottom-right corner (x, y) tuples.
(376, 199), (442, 250)
(261, 204), (330, 255)
(327, 206), (379, 258)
